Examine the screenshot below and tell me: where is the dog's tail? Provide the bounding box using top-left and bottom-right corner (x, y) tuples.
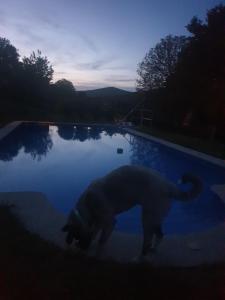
(173, 173), (203, 201)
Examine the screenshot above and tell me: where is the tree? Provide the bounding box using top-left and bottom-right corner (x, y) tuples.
(54, 79), (76, 95)
(22, 50), (53, 85)
(20, 50), (53, 103)
(0, 37), (20, 93)
(51, 79), (77, 118)
(174, 5), (225, 90)
(137, 35), (187, 91)
(171, 4), (225, 137)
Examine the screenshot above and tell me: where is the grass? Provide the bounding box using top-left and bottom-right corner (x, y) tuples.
(138, 126), (225, 160)
(0, 205), (225, 300)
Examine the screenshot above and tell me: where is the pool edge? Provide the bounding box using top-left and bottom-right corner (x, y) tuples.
(126, 128), (225, 168)
(0, 121), (22, 141)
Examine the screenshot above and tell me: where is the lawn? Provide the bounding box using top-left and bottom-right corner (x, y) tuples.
(0, 205), (225, 300)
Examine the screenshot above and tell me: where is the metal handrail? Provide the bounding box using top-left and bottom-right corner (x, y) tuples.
(120, 97), (147, 122)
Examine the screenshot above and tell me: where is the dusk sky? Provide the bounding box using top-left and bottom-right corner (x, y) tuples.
(0, 0), (222, 91)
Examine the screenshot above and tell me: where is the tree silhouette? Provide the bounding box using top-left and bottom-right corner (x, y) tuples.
(0, 129), (22, 161)
(0, 38), (20, 96)
(22, 50), (53, 84)
(137, 35), (187, 91)
(51, 79), (78, 119)
(57, 125), (104, 142)
(20, 50), (53, 103)
(87, 126), (102, 140)
(0, 123), (53, 161)
(22, 123), (53, 160)
(54, 79), (76, 94)
(57, 125), (75, 140)
(170, 4), (225, 136)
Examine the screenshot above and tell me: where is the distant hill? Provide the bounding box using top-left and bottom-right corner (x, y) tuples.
(85, 87), (133, 98)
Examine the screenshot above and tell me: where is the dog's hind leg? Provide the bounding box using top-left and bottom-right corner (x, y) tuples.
(141, 219), (155, 256)
(141, 206), (163, 257)
(142, 207), (155, 256)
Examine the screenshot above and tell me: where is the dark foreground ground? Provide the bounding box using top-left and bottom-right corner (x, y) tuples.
(0, 206), (225, 300)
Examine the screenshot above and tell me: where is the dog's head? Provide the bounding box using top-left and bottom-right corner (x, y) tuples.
(62, 211), (92, 250)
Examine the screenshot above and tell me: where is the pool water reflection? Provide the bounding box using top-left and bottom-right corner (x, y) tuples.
(0, 122), (225, 235)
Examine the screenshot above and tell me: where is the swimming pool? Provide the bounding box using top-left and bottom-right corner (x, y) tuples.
(0, 122), (225, 235)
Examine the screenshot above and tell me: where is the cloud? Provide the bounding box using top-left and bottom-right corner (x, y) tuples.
(15, 22), (46, 45)
(76, 57), (116, 71)
(78, 34), (99, 54)
(0, 12), (56, 55)
(54, 71), (68, 75)
(38, 15), (61, 30)
(105, 75), (135, 83)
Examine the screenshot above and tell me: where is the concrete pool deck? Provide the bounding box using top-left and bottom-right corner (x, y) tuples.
(0, 122), (225, 266)
(0, 191), (225, 267)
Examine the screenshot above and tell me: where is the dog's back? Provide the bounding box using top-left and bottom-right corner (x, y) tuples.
(87, 165), (175, 214)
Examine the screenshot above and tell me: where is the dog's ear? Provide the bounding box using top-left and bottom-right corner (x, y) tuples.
(62, 224), (70, 232)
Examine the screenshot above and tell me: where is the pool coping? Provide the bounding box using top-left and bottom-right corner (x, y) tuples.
(126, 127), (225, 168)
(0, 121), (22, 141)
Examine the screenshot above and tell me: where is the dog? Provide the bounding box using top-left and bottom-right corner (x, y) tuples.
(62, 165), (202, 257)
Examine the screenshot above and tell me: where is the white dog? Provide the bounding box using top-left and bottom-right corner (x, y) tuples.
(62, 165), (202, 257)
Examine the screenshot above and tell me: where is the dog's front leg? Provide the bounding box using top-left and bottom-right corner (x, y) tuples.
(152, 225), (163, 250)
(141, 207), (158, 258)
(96, 218), (116, 258)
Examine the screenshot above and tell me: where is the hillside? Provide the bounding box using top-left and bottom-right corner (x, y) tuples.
(85, 87), (133, 98)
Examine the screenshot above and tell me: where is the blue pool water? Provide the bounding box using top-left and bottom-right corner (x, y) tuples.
(0, 122), (225, 235)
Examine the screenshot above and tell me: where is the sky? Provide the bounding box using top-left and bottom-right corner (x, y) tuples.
(0, 0), (223, 91)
